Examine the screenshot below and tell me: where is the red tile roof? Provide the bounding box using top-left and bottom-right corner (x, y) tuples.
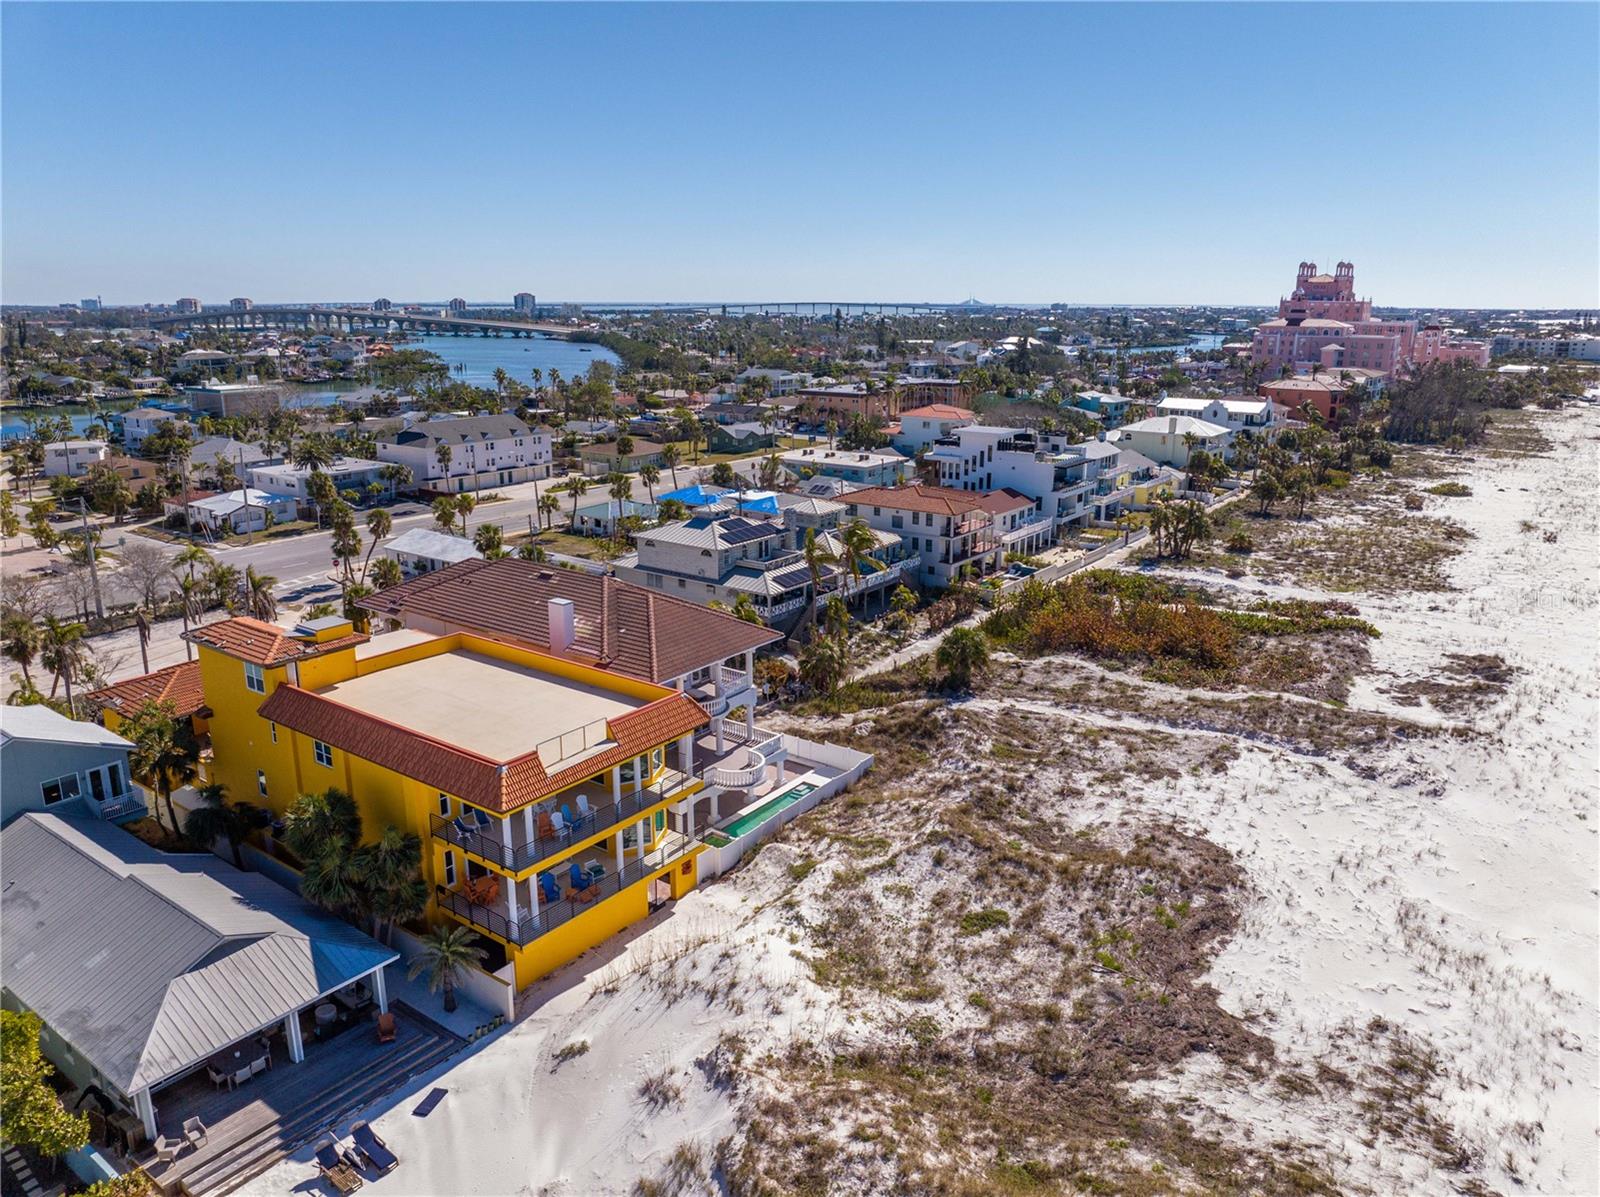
(358, 560), (781, 684)
(971, 487), (1034, 516)
(844, 483), (990, 517)
(257, 685), (708, 813)
(85, 661), (206, 719)
(184, 617), (369, 667)
(900, 403), (975, 420)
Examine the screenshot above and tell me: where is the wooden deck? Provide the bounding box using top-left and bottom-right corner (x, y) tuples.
(142, 1005), (459, 1196)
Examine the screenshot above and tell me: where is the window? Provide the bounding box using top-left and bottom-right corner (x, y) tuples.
(269, 721), (277, 743)
(313, 740), (333, 768)
(443, 850), (457, 887)
(257, 770), (268, 797)
(244, 662), (265, 693)
(107, 763), (124, 796)
(438, 792), (452, 818)
(42, 773), (82, 805)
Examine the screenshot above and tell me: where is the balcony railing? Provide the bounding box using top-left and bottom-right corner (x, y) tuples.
(430, 769), (697, 875)
(96, 791), (148, 820)
(436, 834), (699, 947)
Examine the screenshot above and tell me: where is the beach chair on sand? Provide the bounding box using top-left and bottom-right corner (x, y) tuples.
(350, 1121), (399, 1174)
(315, 1138), (364, 1194)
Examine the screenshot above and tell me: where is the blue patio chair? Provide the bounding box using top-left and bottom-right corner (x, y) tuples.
(451, 816), (475, 841)
(538, 873), (562, 905)
(470, 808), (492, 830)
(561, 803), (584, 832)
(567, 862), (588, 891)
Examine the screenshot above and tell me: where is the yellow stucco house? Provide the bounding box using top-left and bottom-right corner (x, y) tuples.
(187, 607), (721, 989)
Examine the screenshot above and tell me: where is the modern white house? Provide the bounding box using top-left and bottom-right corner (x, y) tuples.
(381, 526), (484, 577)
(841, 484), (1005, 589)
(777, 446), (912, 488)
(43, 440), (111, 477)
(923, 424), (1127, 531)
(1153, 396), (1283, 440)
(376, 414), (552, 493)
(247, 457), (387, 503)
(892, 403), (976, 455)
(1115, 415), (1231, 467)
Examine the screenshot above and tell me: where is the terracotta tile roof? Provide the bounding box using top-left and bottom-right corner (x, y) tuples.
(844, 483), (989, 517)
(184, 617), (369, 667)
(357, 560), (781, 684)
(257, 686), (708, 813)
(971, 487), (1034, 516)
(84, 661), (206, 719)
(900, 403), (975, 420)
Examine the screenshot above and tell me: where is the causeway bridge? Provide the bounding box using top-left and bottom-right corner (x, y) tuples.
(151, 306), (581, 338)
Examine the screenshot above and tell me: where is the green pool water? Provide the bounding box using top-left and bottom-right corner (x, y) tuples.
(720, 780), (819, 839)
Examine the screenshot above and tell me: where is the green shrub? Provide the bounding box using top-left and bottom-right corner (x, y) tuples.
(959, 907), (1011, 935)
(1425, 482), (1472, 497)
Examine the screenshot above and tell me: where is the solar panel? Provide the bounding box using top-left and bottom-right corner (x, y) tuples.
(718, 520), (777, 546)
(770, 565), (813, 589)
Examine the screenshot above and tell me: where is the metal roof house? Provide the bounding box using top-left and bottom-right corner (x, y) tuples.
(0, 814), (398, 1142)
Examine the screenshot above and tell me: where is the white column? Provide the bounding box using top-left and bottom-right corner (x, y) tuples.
(614, 829), (624, 870)
(285, 1009), (305, 1063)
(612, 767), (622, 805)
(711, 787), (720, 822)
(637, 816), (650, 861)
(373, 966), (389, 1014)
(522, 805), (535, 848)
(135, 1087), (157, 1142)
(506, 879), (520, 937)
(633, 756), (643, 794)
(742, 652), (754, 688)
(714, 715), (725, 753)
(686, 799), (695, 840)
(500, 816), (514, 868)
(678, 733), (693, 773)
(744, 705), (755, 739)
(530, 872), (540, 917)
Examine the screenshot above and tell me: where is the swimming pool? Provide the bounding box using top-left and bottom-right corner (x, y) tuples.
(719, 779), (820, 839)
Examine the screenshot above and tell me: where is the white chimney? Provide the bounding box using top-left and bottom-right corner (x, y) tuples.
(1168, 416), (1178, 434)
(547, 597), (575, 653)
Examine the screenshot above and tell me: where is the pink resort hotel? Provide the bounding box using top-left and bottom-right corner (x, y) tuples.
(1251, 260), (1489, 377)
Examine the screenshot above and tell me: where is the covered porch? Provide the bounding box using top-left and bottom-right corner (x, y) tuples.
(136, 1003), (459, 1195)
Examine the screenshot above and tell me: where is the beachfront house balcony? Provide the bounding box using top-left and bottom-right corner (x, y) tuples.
(435, 830), (699, 948)
(430, 765), (700, 877)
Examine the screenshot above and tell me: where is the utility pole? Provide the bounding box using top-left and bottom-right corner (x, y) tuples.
(78, 498), (105, 621)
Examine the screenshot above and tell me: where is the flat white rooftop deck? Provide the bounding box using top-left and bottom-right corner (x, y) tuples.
(318, 649), (645, 759)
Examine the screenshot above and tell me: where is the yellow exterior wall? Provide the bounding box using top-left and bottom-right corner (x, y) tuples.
(198, 628), (707, 990)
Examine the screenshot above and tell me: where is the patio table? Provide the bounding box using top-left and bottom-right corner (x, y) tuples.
(207, 1044), (269, 1089)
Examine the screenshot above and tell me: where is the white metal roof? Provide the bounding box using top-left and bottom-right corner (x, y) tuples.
(1, 704), (132, 750)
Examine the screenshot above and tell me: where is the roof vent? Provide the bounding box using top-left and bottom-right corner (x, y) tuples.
(548, 596), (576, 653)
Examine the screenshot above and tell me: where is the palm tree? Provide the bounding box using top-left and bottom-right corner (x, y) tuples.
(566, 475), (591, 525)
(432, 496), (459, 535)
(133, 607), (152, 673)
(301, 841), (368, 919)
(293, 434), (336, 474)
(2, 611), (39, 689)
(453, 493), (475, 537)
(473, 522), (505, 556)
(607, 471), (632, 520)
(822, 594), (850, 642)
(836, 518), (879, 596)
(125, 701), (199, 834)
(371, 556), (404, 590)
(362, 508), (392, 580)
(798, 528), (837, 639)
(206, 561), (242, 613)
(406, 924), (487, 1014)
(537, 491), (561, 530)
(731, 594), (764, 625)
(661, 443), (682, 489)
(174, 543), (212, 584)
(798, 633), (848, 697)
(937, 627), (989, 692)
(177, 576), (203, 658)
(639, 464), (660, 502)
(244, 566), (277, 621)
(281, 787), (362, 863)
(39, 616), (87, 709)
(434, 442), (453, 484)
(357, 826), (427, 944)
(184, 782), (270, 868)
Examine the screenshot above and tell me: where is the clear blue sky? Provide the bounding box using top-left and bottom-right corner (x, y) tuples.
(4, 3), (1596, 308)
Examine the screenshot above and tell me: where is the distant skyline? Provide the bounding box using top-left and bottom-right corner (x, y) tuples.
(3, 3), (1597, 309)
